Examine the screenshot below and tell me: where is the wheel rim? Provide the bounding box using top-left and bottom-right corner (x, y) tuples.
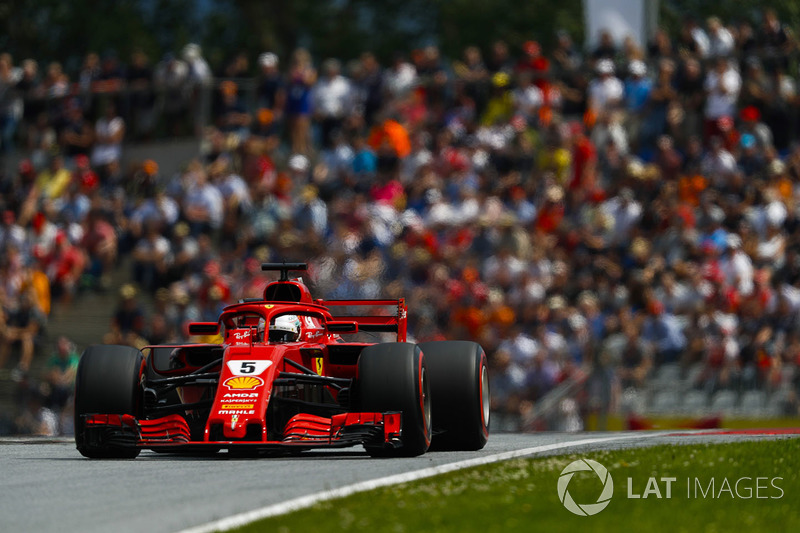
(481, 365), (490, 429)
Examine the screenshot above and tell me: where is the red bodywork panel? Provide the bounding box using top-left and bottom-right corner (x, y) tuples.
(83, 411), (401, 448)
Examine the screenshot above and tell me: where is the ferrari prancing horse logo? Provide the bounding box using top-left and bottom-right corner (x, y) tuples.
(314, 357), (323, 375)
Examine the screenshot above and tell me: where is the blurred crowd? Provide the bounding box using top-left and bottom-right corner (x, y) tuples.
(3, 9), (800, 435)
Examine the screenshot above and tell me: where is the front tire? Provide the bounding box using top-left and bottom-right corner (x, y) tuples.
(357, 343), (431, 457)
(74, 345), (144, 459)
(419, 341), (489, 451)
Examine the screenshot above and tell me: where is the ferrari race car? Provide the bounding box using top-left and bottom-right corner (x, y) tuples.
(74, 263), (490, 458)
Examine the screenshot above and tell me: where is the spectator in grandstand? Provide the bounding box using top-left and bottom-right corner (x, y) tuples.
(706, 16), (735, 58)
(58, 98), (94, 159)
(0, 54), (22, 154)
(587, 59), (623, 114)
(286, 48), (316, 155)
(214, 80), (251, 138)
(46, 229), (87, 302)
(132, 219), (171, 292)
(256, 52), (286, 130)
(127, 50), (156, 140)
(44, 336), (79, 410)
(703, 56), (741, 140)
(90, 100), (125, 169)
(104, 283), (147, 348)
(154, 52), (190, 136)
(312, 58), (354, 149)
(0, 290), (46, 379)
(35, 152), (71, 200)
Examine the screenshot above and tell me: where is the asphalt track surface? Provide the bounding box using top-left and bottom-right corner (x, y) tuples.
(2, 430), (798, 533)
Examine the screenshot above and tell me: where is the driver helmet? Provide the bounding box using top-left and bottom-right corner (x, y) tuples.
(269, 314), (301, 343)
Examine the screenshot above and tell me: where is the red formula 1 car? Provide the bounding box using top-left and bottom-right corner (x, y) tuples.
(74, 263), (490, 458)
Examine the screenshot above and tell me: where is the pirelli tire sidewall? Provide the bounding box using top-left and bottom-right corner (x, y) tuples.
(74, 344), (144, 459)
(356, 342), (431, 457)
(418, 340), (489, 451)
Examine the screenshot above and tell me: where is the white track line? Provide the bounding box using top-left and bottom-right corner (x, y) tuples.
(176, 432), (668, 533)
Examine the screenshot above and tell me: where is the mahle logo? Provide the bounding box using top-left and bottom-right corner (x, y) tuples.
(557, 459), (614, 516)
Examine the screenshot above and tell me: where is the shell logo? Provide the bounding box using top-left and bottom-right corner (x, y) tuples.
(223, 376), (264, 390)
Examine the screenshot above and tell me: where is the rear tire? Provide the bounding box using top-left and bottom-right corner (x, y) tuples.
(419, 341), (489, 451)
(357, 343), (431, 457)
(74, 345), (144, 459)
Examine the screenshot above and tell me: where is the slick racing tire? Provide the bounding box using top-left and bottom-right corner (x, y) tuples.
(74, 345), (144, 459)
(418, 341), (489, 451)
(357, 343), (431, 457)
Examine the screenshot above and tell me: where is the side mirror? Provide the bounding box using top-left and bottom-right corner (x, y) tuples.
(188, 322), (220, 335)
(327, 321), (359, 334)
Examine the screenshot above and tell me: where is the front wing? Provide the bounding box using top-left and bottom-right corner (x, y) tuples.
(80, 412), (403, 453)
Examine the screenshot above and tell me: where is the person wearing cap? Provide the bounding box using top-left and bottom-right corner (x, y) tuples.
(480, 70), (514, 126)
(182, 43), (212, 87)
(517, 40), (549, 83)
(624, 60), (651, 113)
(737, 132), (764, 177)
(739, 105), (772, 150)
(588, 59), (623, 113)
(703, 56), (741, 140)
(215, 80), (251, 138)
(534, 184), (565, 233)
(257, 51), (286, 129)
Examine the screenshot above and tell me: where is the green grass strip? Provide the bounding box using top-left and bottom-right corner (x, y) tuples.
(231, 438), (800, 533)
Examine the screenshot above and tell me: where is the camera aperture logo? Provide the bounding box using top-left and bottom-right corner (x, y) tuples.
(557, 459), (614, 516)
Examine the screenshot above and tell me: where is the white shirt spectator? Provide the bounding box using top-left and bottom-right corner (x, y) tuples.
(0, 221), (26, 252)
(708, 27), (735, 57)
(483, 253), (527, 284)
(691, 27), (711, 57)
(312, 75), (354, 119)
(588, 70), (624, 111)
(384, 61), (417, 97)
(498, 332), (540, 367)
(91, 115), (125, 166)
(321, 144), (355, 178)
(185, 183), (224, 229)
(512, 84), (543, 116)
(425, 198), (455, 227)
(722, 246), (754, 296)
(130, 196), (179, 227)
(601, 191), (642, 245)
(217, 173), (252, 210)
(182, 43), (212, 87)
(701, 146), (737, 185)
(704, 63), (741, 119)
(133, 233), (171, 259)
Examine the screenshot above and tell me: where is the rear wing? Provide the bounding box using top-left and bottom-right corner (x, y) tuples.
(317, 299), (407, 342)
